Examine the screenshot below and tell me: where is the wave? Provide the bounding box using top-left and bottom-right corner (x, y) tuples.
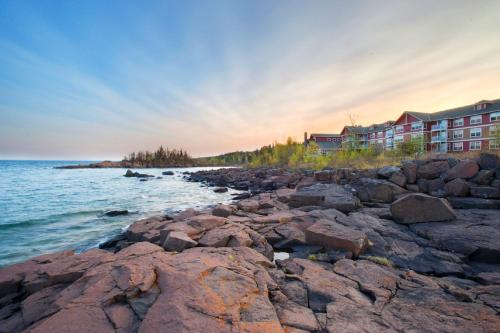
(0, 209), (104, 230)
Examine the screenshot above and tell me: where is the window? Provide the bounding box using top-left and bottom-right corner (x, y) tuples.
(453, 130), (463, 139)
(470, 127), (482, 138)
(470, 141), (481, 150)
(490, 125), (500, 136)
(411, 122), (423, 131)
(491, 112), (500, 122)
(394, 135), (404, 143)
(453, 142), (463, 151)
(378, 131), (383, 137)
(453, 118), (464, 127)
(411, 133), (422, 139)
(385, 130), (394, 137)
(490, 140), (500, 150)
(395, 125), (404, 133)
(470, 115), (482, 125)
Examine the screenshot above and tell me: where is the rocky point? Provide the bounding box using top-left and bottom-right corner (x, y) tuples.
(1, 153), (499, 332)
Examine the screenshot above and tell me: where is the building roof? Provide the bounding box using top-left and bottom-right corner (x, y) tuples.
(406, 99), (500, 121)
(309, 133), (340, 138)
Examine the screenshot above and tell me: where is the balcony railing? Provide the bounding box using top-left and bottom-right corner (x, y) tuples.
(431, 124), (447, 131)
(431, 135), (447, 143)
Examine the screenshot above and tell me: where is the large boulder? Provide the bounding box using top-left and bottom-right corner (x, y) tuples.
(289, 183), (360, 213)
(161, 231), (197, 252)
(402, 161), (417, 184)
(305, 219), (369, 257)
(389, 172), (407, 187)
(390, 193), (456, 224)
(478, 153), (500, 170)
(470, 170), (495, 185)
(417, 161), (449, 179)
(377, 166), (400, 179)
(444, 178), (470, 197)
(444, 160), (479, 181)
(351, 178), (407, 203)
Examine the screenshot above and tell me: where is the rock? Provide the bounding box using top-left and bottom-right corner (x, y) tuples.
(444, 160), (479, 181)
(232, 192), (251, 200)
(447, 197), (500, 209)
(289, 183), (360, 213)
(478, 153), (499, 170)
(213, 187), (228, 193)
(162, 171), (174, 175)
(390, 193), (456, 224)
(351, 178), (406, 203)
(124, 169), (154, 178)
(127, 216), (168, 242)
(237, 199), (260, 212)
(187, 214), (227, 230)
(211, 204), (233, 217)
(417, 161), (449, 179)
(295, 176), (317, 190)
(305, 219), (369, 257)
(426, 178), (445, 194)
(444, 178), (470, 197)
(402, 161), (417, 184)
(470, 169), (494, 185)
(406, 184), (420, 192)
(197, 224), (252, 247)
(388, 172), (407, 187)
(104, 210), (128, 217)
(314, 170), (332, 182)
(470, 186), (500, 199)
(377, 166), (400, 179)
(161, 231), (197, 252)
(275, 188), (295, 203)
(491, 179), (500, 189)
(275, 301), (319, 331)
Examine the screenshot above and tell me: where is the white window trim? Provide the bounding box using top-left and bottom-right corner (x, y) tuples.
(453, 130), (463, 139)
(470, 115), (482, 125)
(453, 118), (464, 126)
(490, 139), (500, 149)
(491, 112), (500, 122)
(470, 127), (482, 138)
(470, 141), (482, 150)
(453, 142), (463, 151)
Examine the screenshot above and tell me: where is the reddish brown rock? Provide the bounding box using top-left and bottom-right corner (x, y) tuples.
(444, 160), (479, 181)
(391, 193), (456, 224)
(161, 231), (197, 252)
(444, 178), (470, 197)
(417, 161), (449, 179)
(305, 219), (369, 257)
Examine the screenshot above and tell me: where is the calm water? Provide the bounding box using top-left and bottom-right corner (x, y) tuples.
(0, 161), (239, 267)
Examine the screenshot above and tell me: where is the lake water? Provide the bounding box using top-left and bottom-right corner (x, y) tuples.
(0, 161), (239, 267)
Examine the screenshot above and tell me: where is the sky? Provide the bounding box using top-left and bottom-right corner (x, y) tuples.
(1, 0), (500, 160)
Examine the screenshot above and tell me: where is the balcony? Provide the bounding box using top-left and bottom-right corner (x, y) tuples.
(431, 135), (447, 143)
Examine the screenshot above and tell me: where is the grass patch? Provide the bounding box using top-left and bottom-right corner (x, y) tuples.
(364, 256), (394, 267)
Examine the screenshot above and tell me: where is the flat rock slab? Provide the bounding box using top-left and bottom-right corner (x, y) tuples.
(391, 193), (456, 224)
(305, 219), (369, 257)
(289, 183), (360, 213)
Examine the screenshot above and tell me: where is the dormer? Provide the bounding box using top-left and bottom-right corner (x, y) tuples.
(474, 100), (492, 111)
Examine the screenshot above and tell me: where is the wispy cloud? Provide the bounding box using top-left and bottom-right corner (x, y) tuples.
(1, 0), (500, 159)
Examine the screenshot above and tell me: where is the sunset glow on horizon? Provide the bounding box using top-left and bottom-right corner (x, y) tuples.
(1, 0), (500, 159)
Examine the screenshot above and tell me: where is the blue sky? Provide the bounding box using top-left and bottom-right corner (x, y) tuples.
(1, 0), (500, 159)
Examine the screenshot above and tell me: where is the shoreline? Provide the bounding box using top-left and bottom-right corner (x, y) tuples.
(1, 153), (499, 332)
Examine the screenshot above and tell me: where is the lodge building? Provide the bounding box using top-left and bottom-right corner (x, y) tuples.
(307, 99), (500, 153)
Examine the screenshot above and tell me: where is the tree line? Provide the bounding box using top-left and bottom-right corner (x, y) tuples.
(122, 146), (193, 167)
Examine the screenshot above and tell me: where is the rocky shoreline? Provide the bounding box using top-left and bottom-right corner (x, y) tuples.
(1, 153), (499, 332)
